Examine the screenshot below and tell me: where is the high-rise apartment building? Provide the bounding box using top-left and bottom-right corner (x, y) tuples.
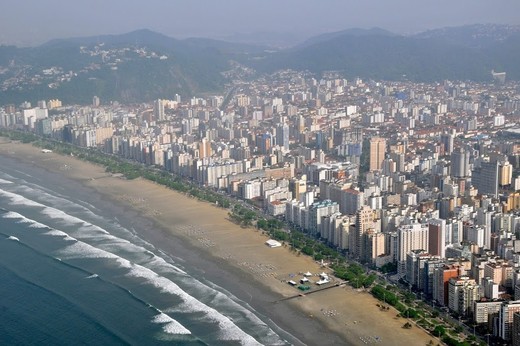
(289, 176), (307, 201)
(472, 160), (499, 197)
(440, 133), (454, 155)
(428, 219), (446, 259)
(405, 250), (440, 291)
(361, 230), (385, 265)
(448, 276), (479, 316)
(308, 200), (339, 237)
(433, 264), (461, 306)
(512, 312), (520, 346)
(451, 148), (470, 178)
(369, 137), (386, 171)
(499, 301), (520, 342)
(199, 137), (211, 158)
(276, 123), (290, 151)
(154, 99), (165, 122)
(397, 222), (429, 276)
(351, 206), (376, 259)
(258, 133), (272, 154)
(474, 300), (502, 325)
(499, 160), (513, 187)
(340, 188), (364, 215)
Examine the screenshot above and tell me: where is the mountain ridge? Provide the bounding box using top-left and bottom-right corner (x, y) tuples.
(250, 24), (519, 82)
(0, 24), (518, 105)
(296, 27), (397, 48)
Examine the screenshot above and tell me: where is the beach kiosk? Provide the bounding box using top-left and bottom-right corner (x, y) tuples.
(316, 272), (330, 285)
(265, 239), (282, 248)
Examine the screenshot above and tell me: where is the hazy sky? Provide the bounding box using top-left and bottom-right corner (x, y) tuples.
(1, 0), (519, 46)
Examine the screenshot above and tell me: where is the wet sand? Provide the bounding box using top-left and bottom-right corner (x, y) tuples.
(0, 139), (436, 346)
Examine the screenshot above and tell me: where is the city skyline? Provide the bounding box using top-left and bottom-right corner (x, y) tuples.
(0, 0), (519, 47)
(3, 56), (520, 344)
(3, 1), (520, 344)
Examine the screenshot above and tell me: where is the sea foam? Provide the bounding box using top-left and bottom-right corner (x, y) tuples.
(58, 241), (119, 260)
(0, 176), (274, 345)
(3, 186), (188, 277)
(44, 229), (77, 242)
(55, 240), (259, 343)
(0, 189), (44, 207)
(2, 211), (25, 219)
(152, 312), (191, 335)
(125, 264), (261, 345)
(2, 210), (48, 229)
(40, 207), (86, 226)
(174, 275), (285, 345)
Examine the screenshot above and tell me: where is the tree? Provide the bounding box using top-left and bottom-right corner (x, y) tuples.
(380, 262), (397, 274)
(405, 308), (419, 319)
(301, 245), (314, 256)
(433, 325), (446, 338)
(363, 274), (377, 288)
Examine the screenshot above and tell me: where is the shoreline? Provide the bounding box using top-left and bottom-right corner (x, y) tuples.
(0, 138), (436, 346)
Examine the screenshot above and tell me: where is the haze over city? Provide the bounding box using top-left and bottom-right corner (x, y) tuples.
(3, 1), (520, 345)
(1, 0), (520, 46)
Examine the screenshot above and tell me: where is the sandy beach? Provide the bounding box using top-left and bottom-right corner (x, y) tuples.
(0, 138), (437, 346)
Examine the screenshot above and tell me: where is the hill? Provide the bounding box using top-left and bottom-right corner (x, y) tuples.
(0, 29), (259, 105)
(296, 27), (396, 48)
(413, 23), (520, 48)
(250, 25), (520, 82)
(1, 25), (519, 105)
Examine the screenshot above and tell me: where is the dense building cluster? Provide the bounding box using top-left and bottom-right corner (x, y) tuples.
(2, 71), (520, 342)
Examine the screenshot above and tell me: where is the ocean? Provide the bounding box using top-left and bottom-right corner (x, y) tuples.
(0, 154), (292, 345)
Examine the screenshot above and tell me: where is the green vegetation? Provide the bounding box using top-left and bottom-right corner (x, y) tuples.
(0, 30), (233, 105)
(2, 25), (520, 105)
(441, 336), (472, 346)
(404, 308), (420, 319)
(0, 129), (40, 143)
(254, 33), (507, 82)
(379, 262), (397, 274)
(372, 285), (400, 306)
(229, 204), (257, 227)
(333, 263), (377, 288)
(433, 325), (446, 337)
